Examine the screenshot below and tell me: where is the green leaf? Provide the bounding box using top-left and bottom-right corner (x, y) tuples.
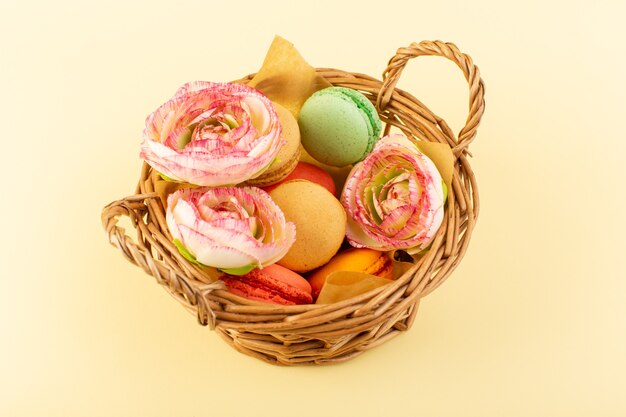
(173, 239), (204, 266)
(219, 264), (258, 276)
(442, 180), (448, 205)
(159, 172), (178, 182)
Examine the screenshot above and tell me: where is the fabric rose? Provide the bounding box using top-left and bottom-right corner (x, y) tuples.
(341, 134), (445, 253)
(141, 81), (283, 186)
(166, 187), (295, 275)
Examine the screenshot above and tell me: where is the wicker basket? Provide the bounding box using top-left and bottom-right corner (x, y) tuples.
(101, 40), (485, 365)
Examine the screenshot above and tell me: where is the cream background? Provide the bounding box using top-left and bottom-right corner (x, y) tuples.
(1, 0), (625, 415)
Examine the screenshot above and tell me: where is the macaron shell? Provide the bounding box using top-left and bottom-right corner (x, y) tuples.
(365, 251), (394, 279)
(222, 264), (312, 305)
(269, 181), (347, 272)
(262, 162), (336, 196)
(246, 101), (301, 187)
(298, 87), (382, 167)
(299, 92), (370, 167)
(332, 87), (382, 155)
(224, 281), (299, 305)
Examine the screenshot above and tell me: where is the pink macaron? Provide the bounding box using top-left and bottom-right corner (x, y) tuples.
(262, 162), (336, 196)
(221, 264), (313, 305)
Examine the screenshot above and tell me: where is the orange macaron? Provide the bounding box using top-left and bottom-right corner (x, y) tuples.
(307, 248), (394, 299)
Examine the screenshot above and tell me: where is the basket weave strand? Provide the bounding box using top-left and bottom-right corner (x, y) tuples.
(101, 40), (485, 365)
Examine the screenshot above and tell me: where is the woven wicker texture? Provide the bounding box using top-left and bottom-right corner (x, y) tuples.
(102, 40), (485, 365)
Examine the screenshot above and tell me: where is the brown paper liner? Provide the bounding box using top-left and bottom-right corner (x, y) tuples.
(416, 141), (454, 189)
(316, 271), (392, 305)
(247, 35), (331, 118)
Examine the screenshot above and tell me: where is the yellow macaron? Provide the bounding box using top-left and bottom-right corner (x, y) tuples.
(246, 101), (301, 187)
(269, 180), (346, 273)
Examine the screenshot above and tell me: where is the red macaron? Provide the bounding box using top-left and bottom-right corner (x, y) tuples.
(262, 161), (336, 196)
(221, 264), (313, 305)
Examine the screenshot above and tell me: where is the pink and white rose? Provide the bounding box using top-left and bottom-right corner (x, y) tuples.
(141, 81), (283, 186)
(166, 187), (295, 274)
(341, 134), (445, 253)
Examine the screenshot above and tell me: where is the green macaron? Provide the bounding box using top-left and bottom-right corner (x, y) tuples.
(298, 87), (382, 167)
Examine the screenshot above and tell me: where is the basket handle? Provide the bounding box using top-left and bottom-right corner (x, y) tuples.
(101, 193), (159, 273)
(101, 193), (221, 328)
(377, 40), (485, 153)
